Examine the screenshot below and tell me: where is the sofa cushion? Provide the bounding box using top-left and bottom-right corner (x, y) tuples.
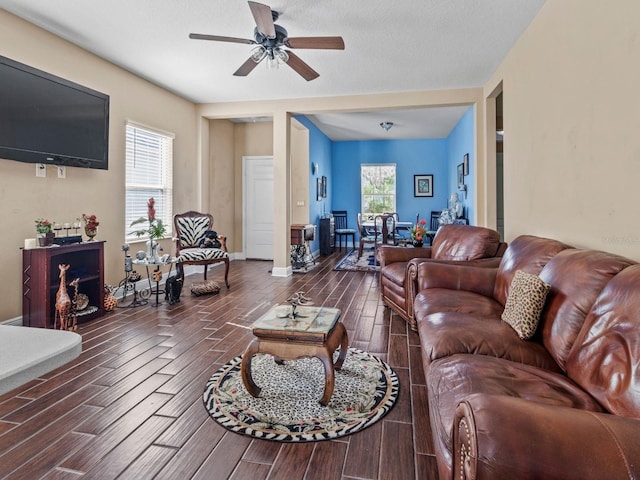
(493, 235), (573, 307)
(501, 270), (550, 340)
(538, 249), (635, 372)
(414, 288), (504, 323)
(431, 224), (500, 261)
(427, 354), (605, 477)
(566, 264), (640, 418)
(418, 311), (561, 372)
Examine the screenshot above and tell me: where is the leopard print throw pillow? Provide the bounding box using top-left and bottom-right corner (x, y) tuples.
(501, 270), (550, 340)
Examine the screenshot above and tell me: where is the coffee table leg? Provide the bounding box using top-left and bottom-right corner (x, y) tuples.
(319, 351), (335, 406)
(240, 340), (261, 397)
(334, 322), (349, 370)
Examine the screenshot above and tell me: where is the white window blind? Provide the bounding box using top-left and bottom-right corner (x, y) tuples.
(125, 122), (174, 242)
(361, 164), (396, 215)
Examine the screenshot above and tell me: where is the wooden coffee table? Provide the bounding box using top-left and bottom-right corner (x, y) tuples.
(240, 305), (348, 406)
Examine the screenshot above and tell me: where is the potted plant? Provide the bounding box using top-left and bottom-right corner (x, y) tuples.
(35, 218), (54, 246)
(129, 197), (166, 261)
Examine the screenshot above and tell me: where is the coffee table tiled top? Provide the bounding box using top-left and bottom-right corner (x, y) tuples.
(242, 305), (348, 406)
(252, 305), (340, 336)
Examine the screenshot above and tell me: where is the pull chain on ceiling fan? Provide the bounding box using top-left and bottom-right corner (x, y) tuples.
(189, 1), (345, 81)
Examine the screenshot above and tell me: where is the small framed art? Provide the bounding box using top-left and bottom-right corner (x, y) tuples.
(414, 174), (434, 197)
(457, 163), (465, 190)
(463, 153), (469, 176)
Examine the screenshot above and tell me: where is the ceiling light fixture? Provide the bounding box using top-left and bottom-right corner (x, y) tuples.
(380, 122), (394, 132)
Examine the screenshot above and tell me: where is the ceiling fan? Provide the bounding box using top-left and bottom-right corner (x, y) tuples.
(189, 1), (345, 81)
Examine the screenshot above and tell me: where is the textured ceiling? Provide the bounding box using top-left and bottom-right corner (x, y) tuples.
(0, 0), (546, 140)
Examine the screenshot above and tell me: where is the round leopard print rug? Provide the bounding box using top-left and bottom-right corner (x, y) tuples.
(203, 348), (398, 442)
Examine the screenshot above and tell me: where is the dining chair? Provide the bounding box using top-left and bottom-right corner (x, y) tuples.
(357, 212), (378, 258)
(426, 210), (442, 245)
(386, 211), (412, 247)
(372, 214), (396, 264)
(331, 210), (356, 251)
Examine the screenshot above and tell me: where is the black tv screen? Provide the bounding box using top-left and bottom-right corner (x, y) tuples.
(0, 55), (109, 169)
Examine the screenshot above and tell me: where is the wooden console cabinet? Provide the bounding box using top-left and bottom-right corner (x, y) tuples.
(22, 241), (105, 328)
(319, 217), (335, 255)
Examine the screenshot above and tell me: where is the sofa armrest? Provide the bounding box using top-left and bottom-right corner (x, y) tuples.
(453, 394), (640, 480)
(377, 245), (433, 268)
(415, 262), (498, 298)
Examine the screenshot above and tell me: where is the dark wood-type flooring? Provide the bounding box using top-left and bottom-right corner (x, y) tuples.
(0, 251), (438, 480)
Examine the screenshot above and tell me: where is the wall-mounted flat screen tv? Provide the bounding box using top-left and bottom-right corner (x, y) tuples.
(0, 55), (109, 170)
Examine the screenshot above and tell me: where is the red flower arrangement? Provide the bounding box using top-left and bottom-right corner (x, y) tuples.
(35, 218), (53, 234)
(411, 218), (427, 242)
(82, 214), (100, 230)
(130, 197), (166, 240)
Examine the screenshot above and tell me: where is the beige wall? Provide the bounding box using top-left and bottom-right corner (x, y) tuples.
(290, 118), (310, 226)
(233, 122), (274, 253)
(0, 10), (198, 321)
(483, 0), (640, 260)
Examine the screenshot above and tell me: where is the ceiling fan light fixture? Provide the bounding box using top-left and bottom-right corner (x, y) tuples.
(265, 48), (288, 70)
(250, 46), (267, 63)
(380, 122), (394, 132)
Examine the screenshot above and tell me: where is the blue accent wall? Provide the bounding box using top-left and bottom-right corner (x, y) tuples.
(295, 115), (332, 253)
(447, 106), (475, 223)
(331, 139), (449, 234)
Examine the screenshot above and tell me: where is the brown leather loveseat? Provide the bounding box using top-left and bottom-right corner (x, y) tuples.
(412, 235), (640, 479)
(378, 224), (506, 330)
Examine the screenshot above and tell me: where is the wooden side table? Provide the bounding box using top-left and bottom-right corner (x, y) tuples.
(241, 305), (348, 406)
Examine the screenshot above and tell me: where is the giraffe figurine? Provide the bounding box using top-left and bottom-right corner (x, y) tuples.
(54, 264), (71, 330)
(68, 277), (80, 332)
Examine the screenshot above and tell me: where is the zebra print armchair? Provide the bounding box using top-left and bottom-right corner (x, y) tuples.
(173, 211), (230, 287)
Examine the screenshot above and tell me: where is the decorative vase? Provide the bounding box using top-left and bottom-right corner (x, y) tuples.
(104, 285), (117, 312)
(146, 239), (162, 263)
(85, 227), (97, 241)
(37, 232), (55, 247)
(412, 240), (423, 248)
(146, 239), (154, 260)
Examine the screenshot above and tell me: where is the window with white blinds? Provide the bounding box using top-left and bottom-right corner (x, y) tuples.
(125, 122), (174, 242)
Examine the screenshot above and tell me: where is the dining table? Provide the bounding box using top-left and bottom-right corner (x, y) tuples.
(362, 216), (413, 245)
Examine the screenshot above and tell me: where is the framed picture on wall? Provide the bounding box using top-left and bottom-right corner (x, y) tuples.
(317, 177), (323, 201)
(414, 174), (434, 197)
(457, 163), (465, 190)
(463, 153), (469, 176)
(322, 175), (327, 198)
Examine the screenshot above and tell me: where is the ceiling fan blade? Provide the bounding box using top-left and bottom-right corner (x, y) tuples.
(284, 51), (320, 81)
(248, 1), (276, 38)
(233, 56), (263, 76)
(285, 36), (345, 50)
(189, 33), (255, 45)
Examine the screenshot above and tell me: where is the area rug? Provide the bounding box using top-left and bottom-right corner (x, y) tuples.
(203, 348), (398, 442)
(334, 248), (379, 272)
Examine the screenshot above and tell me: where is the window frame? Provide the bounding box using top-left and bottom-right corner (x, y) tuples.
(124, 121), (174, 243)
(361, 163), (397, 216)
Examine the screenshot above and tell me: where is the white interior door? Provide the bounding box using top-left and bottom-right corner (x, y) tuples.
(243, 156), (274, 259)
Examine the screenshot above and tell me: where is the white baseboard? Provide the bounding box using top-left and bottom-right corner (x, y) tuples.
(2, 317), (22, 326)
(272, 266), (293, 277)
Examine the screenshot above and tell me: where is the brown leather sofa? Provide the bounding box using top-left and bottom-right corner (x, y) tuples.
(412, 235), (640, 479)
(378, 224), (506, 330)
